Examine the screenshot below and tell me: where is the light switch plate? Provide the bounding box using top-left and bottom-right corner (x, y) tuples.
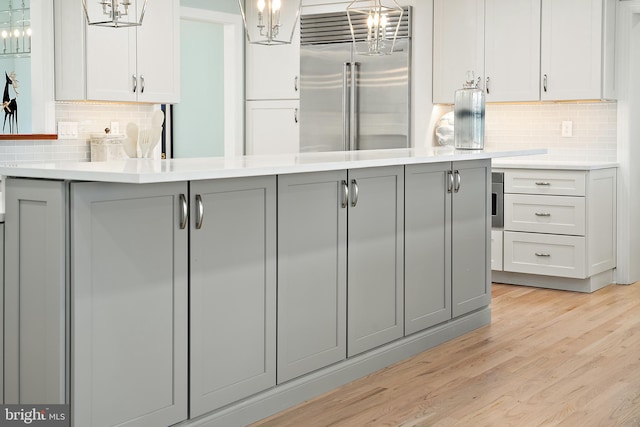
(561, 121), (573, 137)
(58, 121), (78, 139)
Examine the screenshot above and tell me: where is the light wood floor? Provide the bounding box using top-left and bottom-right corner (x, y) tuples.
(252, 283), (640, 427)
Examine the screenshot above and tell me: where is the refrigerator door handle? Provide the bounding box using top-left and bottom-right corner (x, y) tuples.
(350, 62), (360, 151)
(343, 62), (351, 151)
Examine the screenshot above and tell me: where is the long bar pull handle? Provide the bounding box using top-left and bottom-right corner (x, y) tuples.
(454, 170), (461, 193)
(351, 179), (359, 207)
(140, 75), (145, 93)
(486, 77), (490, 94)
(195, 194), (204, 230)
(341, 180), (349, 208)
(447, 170), (454, 193)
(179, 194), (188, 229)
(543, 74), (548, 92)
(132, 74), (137, 93)
(350, 62), (360, 151)
(342, 62), (350, 151)
(535, 212), (551, 217)
(535, 252), (551, 257)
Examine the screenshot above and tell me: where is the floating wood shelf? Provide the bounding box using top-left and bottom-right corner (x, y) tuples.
(0, 134), (58, 140)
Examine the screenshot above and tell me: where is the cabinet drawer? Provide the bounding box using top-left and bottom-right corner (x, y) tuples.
(491, 229), (503, 271)
(504, 194), (585, 235)
(503, 231), (586, 279)
(505, 170), (586, 196)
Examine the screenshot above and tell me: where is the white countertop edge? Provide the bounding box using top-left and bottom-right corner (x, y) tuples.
(492, 156), (618, 170)
(0, 148), (546, 184)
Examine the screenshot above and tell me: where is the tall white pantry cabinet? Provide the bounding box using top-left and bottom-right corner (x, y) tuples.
(54, 0), (180, 103)
(433, 0), (617, 103)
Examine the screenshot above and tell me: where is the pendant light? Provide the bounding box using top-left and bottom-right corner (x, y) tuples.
(82, 0), (149, 28)
(347, 0), (403, 55)
(238, 0), (302, 45)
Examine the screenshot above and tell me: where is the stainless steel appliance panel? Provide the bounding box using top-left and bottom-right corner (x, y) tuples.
(300, 43), (353, 152)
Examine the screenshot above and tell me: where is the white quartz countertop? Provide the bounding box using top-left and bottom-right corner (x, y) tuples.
(492, 157), (618, 170)
(0, 147), (546, 184)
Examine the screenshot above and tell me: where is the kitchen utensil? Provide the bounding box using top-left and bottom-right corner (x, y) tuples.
(123, 122), (138, 158)
(151, 110), (164, 128)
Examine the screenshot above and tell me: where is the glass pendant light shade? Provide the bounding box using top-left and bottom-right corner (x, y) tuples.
(347, 0), (403, 55)
(238, 0), (302, 45)
(82, 0), (149, 28)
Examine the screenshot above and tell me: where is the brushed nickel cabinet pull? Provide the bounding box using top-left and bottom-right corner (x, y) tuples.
(535, 181), (551, 186)
(132, 74), (137, 93)
(140, 75), (145, 93)
(195, 194), (204, 230)
(341, 180), (349, 208)
(179, 194), (188, 229)
(543, 74), (548, 92)
(454, 170), (461, 193)
(535, 212), (551, 217)
(535, 252), (551, 257)
(351, 179), (359, 207)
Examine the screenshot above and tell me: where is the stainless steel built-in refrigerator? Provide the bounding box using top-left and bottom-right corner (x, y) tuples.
(299, 8), (411, 152)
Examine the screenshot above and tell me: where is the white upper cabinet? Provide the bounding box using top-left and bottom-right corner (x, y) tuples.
(245, 24), (300, 101)
(540, 0), (614, 101)
(484, 0), (541, 102)
(54, 0), (180, 103)
(433, 0), (484, 104)
(433, 0), (616, 103)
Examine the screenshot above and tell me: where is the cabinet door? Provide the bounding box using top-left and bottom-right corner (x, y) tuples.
(190, 177), (276, 415)
(71, 182), (188, 427)
(540, 0), (603, 100)
(86, 24), (137, 102)
(452, 160), (491, 317)
(348, 166), (404, 357)
(136, 0), (180, 103)
(277, 171), (347, 383)
(246, 24), (300, 100)
(246, 100), (300, 155)
(485, 0), (541, 102)
(404, 163), (452, 335)
(433, 0), (484, 104)
(4, 179), (66, 405)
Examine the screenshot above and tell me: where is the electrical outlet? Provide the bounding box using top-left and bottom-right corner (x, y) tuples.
(110, 121), (120, 135)
(57, 121), (79, 139)
(561, 121), (573, 137)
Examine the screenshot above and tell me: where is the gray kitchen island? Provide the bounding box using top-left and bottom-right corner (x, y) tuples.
(0, 147), (542, 427)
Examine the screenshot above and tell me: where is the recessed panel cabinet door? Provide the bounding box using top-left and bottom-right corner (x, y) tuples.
(190, 176), (276, 415)
(71, 182), (188, 427)
(405, 163), (452, 335)
(348, 166), (404, 357)
(452, 160), (491, 317)
(277, 171), (347, 383)
(5, 179), (66, 405)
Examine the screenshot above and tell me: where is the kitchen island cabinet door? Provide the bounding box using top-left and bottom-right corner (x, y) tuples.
(347, 166), (404, 357)
(71, 182), (188, 427)
(190, 176), (276, 415)
(405, 163), (452, 335)
(277, 171), (347, 383)
(452, 159), (491, 317)
(4, 179), (66, 405)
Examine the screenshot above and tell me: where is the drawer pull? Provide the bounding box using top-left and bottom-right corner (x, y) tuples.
(535, 252), (551, 257)
(535, 181), (551, 186)
(535, 212), (551, 217)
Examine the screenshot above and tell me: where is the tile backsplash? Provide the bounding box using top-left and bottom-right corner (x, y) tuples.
(0, 100), (619, 164)
(484, 101), (617, 162)
(0, 102), (157, 163)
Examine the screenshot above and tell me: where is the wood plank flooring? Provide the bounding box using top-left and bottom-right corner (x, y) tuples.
(252, 283), (640, 426)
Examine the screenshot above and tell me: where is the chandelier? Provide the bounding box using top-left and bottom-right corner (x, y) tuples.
(82, 0), (149, 28)
(347, 0), (403, 55)
(238, 0), (302, 45)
